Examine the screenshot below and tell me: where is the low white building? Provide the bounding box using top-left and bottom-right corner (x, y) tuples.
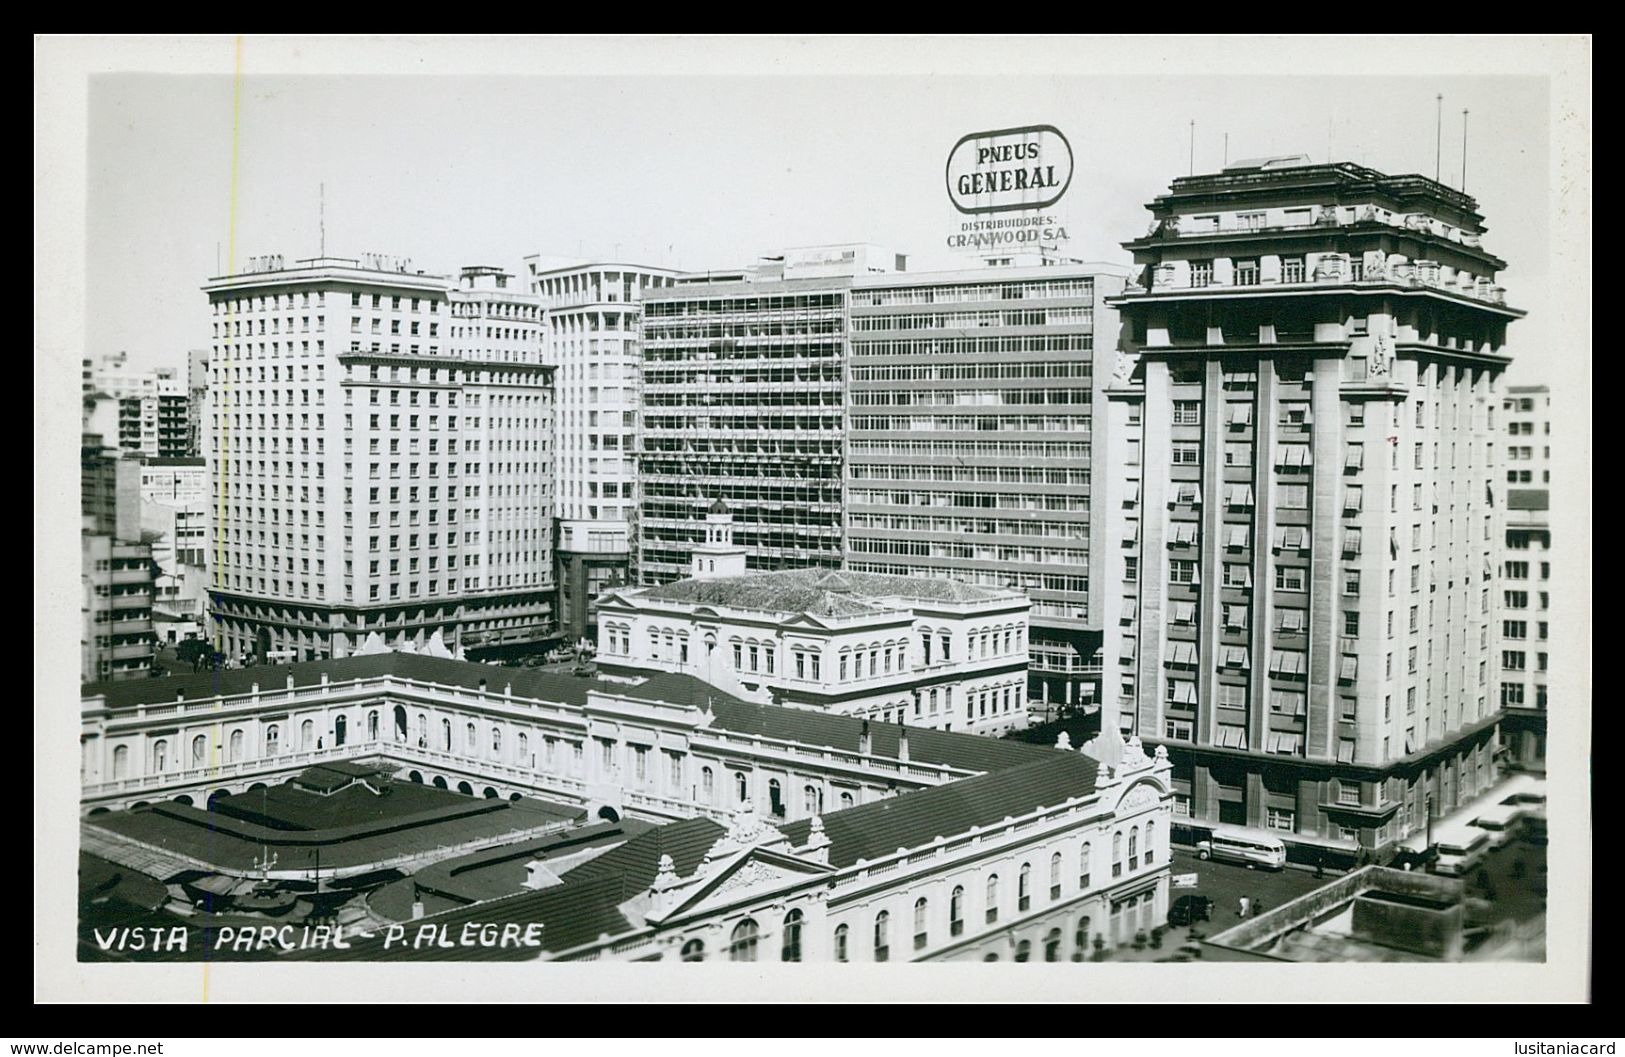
(596, 505), (1032, 736)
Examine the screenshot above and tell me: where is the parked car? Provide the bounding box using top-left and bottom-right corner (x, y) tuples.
(1168, 894), (1215, 926)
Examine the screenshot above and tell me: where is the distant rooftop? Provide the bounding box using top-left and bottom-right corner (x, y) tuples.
(633, 568), (1025, 618)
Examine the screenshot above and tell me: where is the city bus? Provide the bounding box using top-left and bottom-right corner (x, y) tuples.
(1469, 801), (1526, 848)
(1194, 826), (1287, 870)
(1431, 819), (1491, 877)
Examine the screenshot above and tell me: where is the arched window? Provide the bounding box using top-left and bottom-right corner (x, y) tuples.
(803, 784), (818, 815)
(492, 727), (502, 755)
(950, 886), (965, 937)
(834, 923), (849, 962)
(518, 732), (528, 761)
(702, 766), (714, 800)
(1018, 862), (1032, 911)
(681, 938), (705, 962)
(873, 910), (890, 962)
(229, 729), (244, 762)
(729, 919), (759, 962)
(441, 718), (452, 751)
(1113, 831), (1124, 877)
(300, 719), (314, 751)
(735, 771), (748, 804)
(839, 791), (854, 810)
(983, 952), (999, 962)
(367, 710), (379, 741)
(466, 722), (476, 750)
(151, 739), (168, 772)
(985, 874), (1000, 924)
(1044, 928), (1063, 962)
(1074, 916), (1092, 961)
(1050, 852), (1063, 900)
(111, 745), (129, 780)
(1079, 841), (1092, 888)
(333, 714), (347, 746)
(913, 898), (929, 951)
(264, 726), (278, 755)
(1145, 820), (1157, 865)
(1015, 938), (1032, 962)
(1129, 826), (1140, 871)
(781, 909), (803, 962)
(768, 779), (784, 817)
(192, 734), (207, 765)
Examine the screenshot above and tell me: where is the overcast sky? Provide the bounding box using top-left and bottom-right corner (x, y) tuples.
(82, 56), (1556, 384)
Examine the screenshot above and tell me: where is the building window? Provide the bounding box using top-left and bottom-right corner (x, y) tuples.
(729, 919), (759, 962)
(782, 909), (803, 962)
(681, 939), (705, 962)
(913, 898), (929, 951)
(834, 923), (849, 962)
(1018, 862), (1032, 911)
(1145, 820), (1157, 864)
(986, 874), (1000, 924)
(1112, 831), (1123, 877)
(1190, 260), (1213, 287)
(950, 886), (965, 936)
(735, 771), (748, 803)
(1173, 401), (1201, 426)
(873, 910), (890, 963)
(1234, 258), (1260, 285)
(1267, 807), (1295, 832)
(1281, 256), (1305, 283)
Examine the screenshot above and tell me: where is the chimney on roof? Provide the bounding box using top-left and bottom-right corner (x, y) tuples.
(859, 719), (872, 756)
(897, 718), (910, 763)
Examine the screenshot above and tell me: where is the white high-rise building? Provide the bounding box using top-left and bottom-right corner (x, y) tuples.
(526, 258), (681, 641)
(201, 255), (555, 663)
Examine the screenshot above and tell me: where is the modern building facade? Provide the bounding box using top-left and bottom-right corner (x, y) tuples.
(82, 533), (157, 682)
(1495, 384), (1550, 771)
(527, 258), (681, 641)
(636, 246), (901, 585)
(846, 263), (1128, 714)
(80, 650), (1172, 962)
(88, 353), (191, 459)
(1101, 157), (1523, 857)
(187, 349), (209, 458)
(597, 505), (1032, 736)
(200, 256), (556, 664)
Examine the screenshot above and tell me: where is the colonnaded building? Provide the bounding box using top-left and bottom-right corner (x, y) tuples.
(79, 651), (1170, 962)
(1101, 156), (1522, 858)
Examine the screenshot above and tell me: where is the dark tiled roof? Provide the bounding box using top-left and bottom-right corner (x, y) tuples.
(81, 652), (736, 715)
(779, 751), (1100, 869)
(705, 696), (1054, 774)
(300, 818), (727, 962)
(637, 567), (1021, 615)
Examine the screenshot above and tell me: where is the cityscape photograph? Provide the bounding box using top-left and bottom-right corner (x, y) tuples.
(35, 35), (1591, 1004)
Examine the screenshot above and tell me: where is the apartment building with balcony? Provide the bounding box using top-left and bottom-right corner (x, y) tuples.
(846, 263), (1128, 714)
(1495, 384), (1550, 771)
(527, 258), (682, 640)
(1101, 156), (1524, 857)
(635, 246), (903, 584)
(82, 533), (156, 682)
(200, 257), (555, 664)
(89, 352), (191, 459)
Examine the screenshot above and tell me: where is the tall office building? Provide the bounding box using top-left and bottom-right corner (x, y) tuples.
(201, 255), (555, 663)
(636, 245), (903, 585)
(81, 410), (157, 681)
(846, 262), (1127, 713)
(527, 258), (680, 640)
(1495, 384), (1550, 771)
(187, 349), (209, 457)
(1101, 157), (1522, 856)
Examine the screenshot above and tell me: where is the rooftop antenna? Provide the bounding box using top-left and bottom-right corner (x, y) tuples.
(1461, 108), (1470, 191)
(1434, 93), (1443, 182)
(1188, 120), (1195, 175)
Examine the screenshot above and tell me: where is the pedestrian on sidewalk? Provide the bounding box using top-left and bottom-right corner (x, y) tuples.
(1238, 896), (1250, 918)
